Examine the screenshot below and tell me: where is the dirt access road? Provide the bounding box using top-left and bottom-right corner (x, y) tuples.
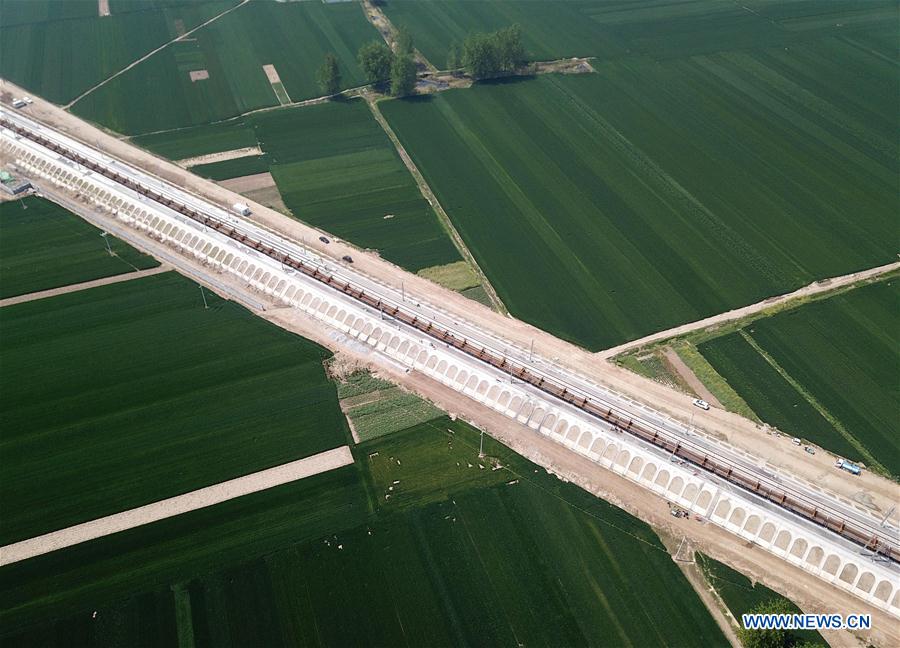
(0, 446), (353, 566)
(599, 260), (900, 359)
(0, 265), (170, 307)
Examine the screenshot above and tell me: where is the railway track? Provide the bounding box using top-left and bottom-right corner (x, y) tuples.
(4, 114), (897, 564)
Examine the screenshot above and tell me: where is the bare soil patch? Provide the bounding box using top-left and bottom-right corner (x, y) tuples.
(98, 0), (110, 18)
(244, 185), (288, 214)
(189, 70), (209, 82)
(176, 146), (262, 168)
(262, 64), (282, 84)
(662, 347), (723, 408)
(219, 171), (275, 193)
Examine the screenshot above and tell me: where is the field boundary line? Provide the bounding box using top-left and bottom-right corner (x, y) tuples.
(597, 260), (900, 359)
(365, 96), (508, 314)
(739, 331), (885, 474)
(0, 446), (353, 566)
(66, 0), (252, 109)
(0, 264), (171, 307)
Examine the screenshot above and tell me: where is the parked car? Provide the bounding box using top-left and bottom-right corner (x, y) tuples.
(804, 446), (815, 455)
(691, 398), (710, 411)
(792, 437), (802, 446)
(319, 236), (330, 244)
(342, 255), (353, 263)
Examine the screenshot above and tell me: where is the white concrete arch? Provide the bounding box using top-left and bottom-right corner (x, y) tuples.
(774, 529), (792, 552)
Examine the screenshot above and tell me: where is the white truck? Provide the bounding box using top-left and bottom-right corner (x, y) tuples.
(232, 202), (251, 217)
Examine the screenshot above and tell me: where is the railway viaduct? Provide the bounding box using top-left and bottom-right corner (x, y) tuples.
(3, 115), (899, 619)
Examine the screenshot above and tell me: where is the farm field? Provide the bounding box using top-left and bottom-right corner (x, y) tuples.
(697, 552), (825, 646)
(189, 154), (269, 181)
(0, 271), (350, 544)
(255, 100), (461, 272)
(336, 370), (442, 442)
(381, 0), (896, 67)
(0, 418), (725, 647)
(72, 1), (380, 134)
(382, 30), (898, 349)
(0, 196), (158, 299)
(0, 0), (239, 105)
(131, 117), (256, 160)
(130, 101), (463, 273)
(699, 278), (900, 477)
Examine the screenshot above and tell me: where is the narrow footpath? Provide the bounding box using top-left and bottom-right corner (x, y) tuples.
(0, 446), (353, 566)
(0, 265), (171, 308)
(597, 260), (900, 359)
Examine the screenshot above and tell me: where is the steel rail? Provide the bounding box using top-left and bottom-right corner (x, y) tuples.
(4, 115), (896, 562)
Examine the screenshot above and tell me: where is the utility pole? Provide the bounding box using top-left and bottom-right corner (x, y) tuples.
(199, 285), (209, 309)
(401, 280), (405, 302)
(478, 430), (485, 458)
(529, 339), (534, 362)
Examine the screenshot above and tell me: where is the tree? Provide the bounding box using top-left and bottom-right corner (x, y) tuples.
(446, 43), (460, 72)
(461, 25), (525, 80)
(396, 24), (414, 55)
(390, 54), (417, 97)
(357, 41), (393, 86)
(316, 53), (341, 97)
(496, 24), (525, 71)
(462, 32), (498, 80)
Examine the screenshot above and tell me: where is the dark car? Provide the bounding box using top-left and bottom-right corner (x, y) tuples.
(342, 255), (353, 263)
(319, 236), (330, 244)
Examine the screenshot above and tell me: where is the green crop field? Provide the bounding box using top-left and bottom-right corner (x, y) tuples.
(697, 553), (825, 646)
(382, 22), (897, 349)
(0, 0), (238, 104)
(189, 154), (269, 181)
(254, 100), (461, 271)
(126, 100), (462, 272)
(0, 418), (725, 646)
(72, 1), (380, 134)
(0, 197), (158, 299)
(0, 468), (368, 640)
(699, 332), (852, 454)
(131, 117), (257, 160)
(0, 271), (350, 544)
(383, 0), (896, 67)
(700, 279), (900, 476)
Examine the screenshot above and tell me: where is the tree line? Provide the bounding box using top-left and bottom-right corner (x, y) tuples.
(316, 23), (527, 100)
(317, 25), (418, 99)
(449, 24), (525, 80)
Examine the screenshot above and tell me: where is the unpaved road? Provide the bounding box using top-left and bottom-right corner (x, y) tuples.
(598, 260), (900, 359)
(662, 347), (723, 408)
(0, 446), (353, 566)
(0, 265), (171, 307)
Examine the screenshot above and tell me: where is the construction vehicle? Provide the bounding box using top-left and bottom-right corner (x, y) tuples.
(835, 459), (861, 475)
